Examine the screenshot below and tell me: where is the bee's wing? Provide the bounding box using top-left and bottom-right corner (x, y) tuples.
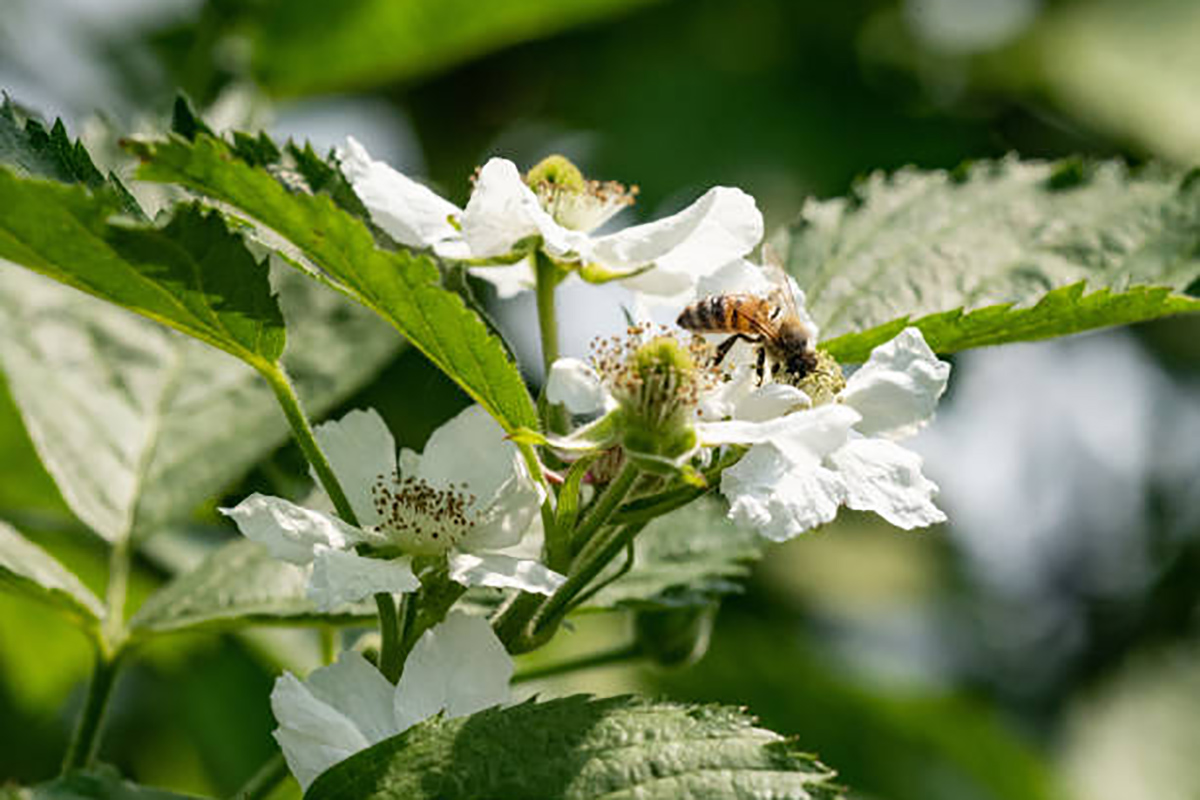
(762, 245), (800, 321)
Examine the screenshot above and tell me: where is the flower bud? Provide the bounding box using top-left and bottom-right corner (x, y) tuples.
(634, 605), (717, 667)
(592, 326), (716, 471)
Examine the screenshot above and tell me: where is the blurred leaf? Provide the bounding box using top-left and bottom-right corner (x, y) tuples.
(780, 158), (1200, 342)
(0, 169), (286, 367)
(0, 265), (397, 543)
(655, 610), (1061, 800)
(129, 539), (374, 636)
(1024, 0), (1200, 164)
(308, 695), (841, 800)
(0, 521), (104, 631)
(823, 282), (1200, 363)
(18, 769), (202, 800)
(247, 0), (662, 97)
(582, 498), (763, 611)
(128, 133), (537, 433)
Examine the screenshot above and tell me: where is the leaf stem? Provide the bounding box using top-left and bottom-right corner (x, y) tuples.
(261, 364), (414, 685)
(260, 364), (358, 526)
(61, 651), (122, 772)
(229, 752), (289, 800)
(512, 643), (644, 684)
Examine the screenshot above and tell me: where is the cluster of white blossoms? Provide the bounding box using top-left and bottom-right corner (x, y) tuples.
(546, 261), (951, 542)
(229, 147), (952, 789)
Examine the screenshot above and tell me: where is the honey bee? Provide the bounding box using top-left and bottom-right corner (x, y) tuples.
(676, 257), (816, 385)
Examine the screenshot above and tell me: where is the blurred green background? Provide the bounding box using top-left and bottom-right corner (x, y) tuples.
(2, 0), (1200, 798)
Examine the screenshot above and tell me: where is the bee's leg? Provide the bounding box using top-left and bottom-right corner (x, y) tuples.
(755, 346), (767, 386)
(713, 334), (754, 367)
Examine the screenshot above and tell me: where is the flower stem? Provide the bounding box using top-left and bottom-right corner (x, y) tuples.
(229, 752), (289, 800)
(376, 593), (402, 683)
(260, 364), (358, 526)
(512, 643), (644, 684)
(570, 460), (640, 555)
(61, 651), (121, 772)
(534, 251), (568, 435)
(535, 522), (645, 639)
(62, 532), (133, 773)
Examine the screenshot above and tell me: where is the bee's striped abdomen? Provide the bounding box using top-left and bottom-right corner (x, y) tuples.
(678, 295), (743, 333)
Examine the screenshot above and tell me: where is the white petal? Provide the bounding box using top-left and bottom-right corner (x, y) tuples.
(314, 408), (396, 527)
(592, 187), (763, 296)
(393, 612), (513, 731)
(469, 259), (536, 299)
(308, 548), (420, 611)
(828, 437), (946, 530)
(465, 471), (543, 551)
(697, 403), (859, 462)
(418, 405), (518, 509)
(546, 357), (608, 416)
(841, 327), (950, 440)
(219, 493), (365, 565)
(338, 137), (462, 251)
(460, 158), (582, 259)
(447, 551), (566, 595)
(270, 651), (396, 790)
(736, 382), (811, 422)
(721, 443), (846, 542)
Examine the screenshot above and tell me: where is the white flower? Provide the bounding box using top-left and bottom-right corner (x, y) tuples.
(221, 405), (563, 610)
(336, 138), (763, 300)
(702, 327), (951, 541)
(272, 612), (511, 790)
(545, 265), (951, 541)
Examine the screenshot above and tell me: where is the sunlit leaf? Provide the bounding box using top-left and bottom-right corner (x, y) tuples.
(307, 695), (841, 800)
(0, 170), (285, 367)
(128, 133), (538, 433)
(0, 521), (104, 631)
(129, 539), (374, 636)
(822, 282), (1200, 363)
(780, 158), (1200, 344)
(0, 266), (397, 543)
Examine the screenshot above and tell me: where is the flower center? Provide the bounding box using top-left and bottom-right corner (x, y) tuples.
(524, 154), (638, 232)
(592, 325), (717, 464)
(369, 473), (479, 556)
(795, 350), (847, 407)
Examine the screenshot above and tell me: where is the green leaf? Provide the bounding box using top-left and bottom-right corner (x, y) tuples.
(129, 539), (374, 636)
(780, 158), (1200, 346)
(128, 133), (538, 433)
(0, 264), (398, 543)
(307, 695), (841, 800)
(247, 0), (663, 97)
(0, 169), (286, 367)
(822, 283), (1200, 363)
(583, 498), (764, 611)
(18, 769), (202, 800)
(0, 520), (104, 630)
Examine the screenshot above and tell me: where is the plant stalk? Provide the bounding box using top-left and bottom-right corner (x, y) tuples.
(229, 752), (289, 800)
(512, 643), (644, 684)
(570, 460), (640, 556)
(61, 652), (122, 772)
